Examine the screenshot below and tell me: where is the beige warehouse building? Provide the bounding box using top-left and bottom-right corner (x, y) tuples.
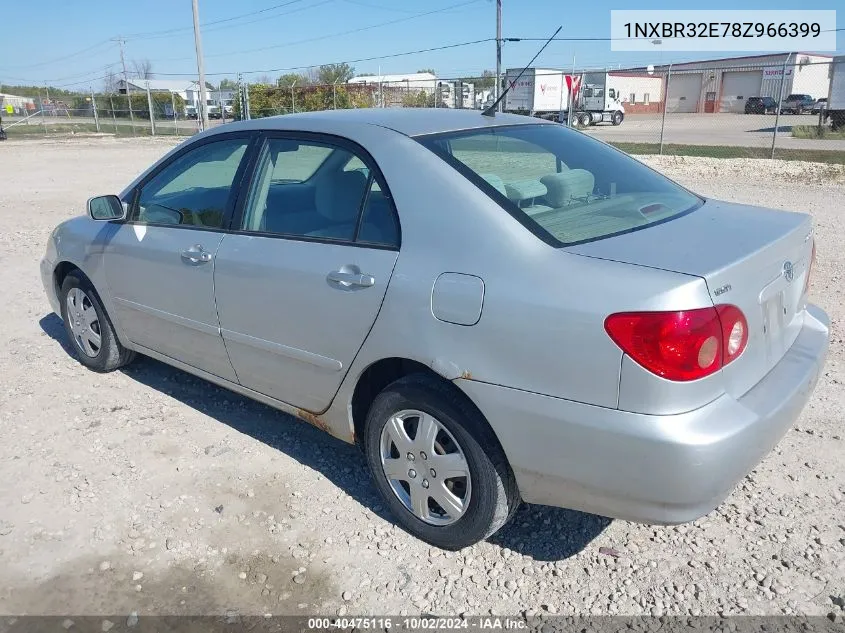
(647, 52), (832, 114)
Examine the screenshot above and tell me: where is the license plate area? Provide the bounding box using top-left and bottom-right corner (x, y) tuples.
(762, 292), (787, 366)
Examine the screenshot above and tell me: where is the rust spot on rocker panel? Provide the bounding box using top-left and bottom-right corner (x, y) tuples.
(296, 409), (331, 434)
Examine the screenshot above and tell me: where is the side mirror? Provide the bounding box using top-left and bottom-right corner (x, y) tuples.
(88, 195), (126, 221)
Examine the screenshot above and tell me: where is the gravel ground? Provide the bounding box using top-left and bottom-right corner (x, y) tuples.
(0, 137), (843, 619)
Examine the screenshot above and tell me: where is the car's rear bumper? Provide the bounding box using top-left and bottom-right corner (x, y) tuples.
(456, 304), (829, 524)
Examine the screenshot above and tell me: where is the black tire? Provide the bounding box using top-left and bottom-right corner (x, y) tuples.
(363, 373), (520, 550)
(611, 110), (624, 126)
(59, 270), (135, 372)
(579, 112), (592, 127)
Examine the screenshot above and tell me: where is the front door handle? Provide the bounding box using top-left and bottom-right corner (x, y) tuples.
(181, 244), (212, 265)
(327, 270), (375, 288)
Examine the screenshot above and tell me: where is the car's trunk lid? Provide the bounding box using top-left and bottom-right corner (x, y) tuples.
(567, 199), (814, 399)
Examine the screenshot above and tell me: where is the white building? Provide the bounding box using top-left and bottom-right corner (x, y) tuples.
(646, 52), (833, 113)
(0, 92), (36, 114)
(348, 72), (437, 92)
(117, 79), (234, 116)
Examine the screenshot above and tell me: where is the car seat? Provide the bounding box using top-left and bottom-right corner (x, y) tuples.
(541, 170), (595, 207)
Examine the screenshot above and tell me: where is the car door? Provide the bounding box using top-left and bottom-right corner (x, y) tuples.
(214, 133), (401, 412)
(104, 134), (255, 382)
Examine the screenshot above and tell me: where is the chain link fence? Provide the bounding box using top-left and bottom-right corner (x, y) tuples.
(520, 59), (840, 162)
(0, 87), (206, 138)
(2, 59), (841, 163)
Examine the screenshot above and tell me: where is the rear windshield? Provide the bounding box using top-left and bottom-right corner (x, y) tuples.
(416, 124), (702, 246)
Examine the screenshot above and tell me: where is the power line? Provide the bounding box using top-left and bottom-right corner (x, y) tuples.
(341, 0), (419, 12)
(123, 0), (311, 40)
(0, 40), (115, 71)
(203, 0), (484, 59)
(155, 37), (494, 77)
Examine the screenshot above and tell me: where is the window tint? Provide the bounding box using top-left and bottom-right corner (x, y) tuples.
(273, 144), (333, 182)
(241, 138), (398, 248)
(134, 138), (249, 228)
(418, 125), (701, 246)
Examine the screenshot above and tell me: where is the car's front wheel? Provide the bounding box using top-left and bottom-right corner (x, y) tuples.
(59, 271), (135, 372)
(364, 374), (520, 550)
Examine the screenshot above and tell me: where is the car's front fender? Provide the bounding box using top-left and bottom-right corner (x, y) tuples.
(46, 216), (132, 348)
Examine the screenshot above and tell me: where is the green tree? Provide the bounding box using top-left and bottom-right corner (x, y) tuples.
(401, 90), (434, 108)
(277, 73), (307, 88)
(417, 68), (435, 75)
(460, 70), (496, 90)
(316, 63), (355, 85)
(218, 78), (238, 90)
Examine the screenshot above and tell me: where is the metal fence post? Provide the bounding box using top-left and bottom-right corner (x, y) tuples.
(171, 92), (179, 136)
(659, 64), (672, 156)
(91, 88), (100, 133)
(333, 79), (338, 109)
(145, 83), (156, 135)
(127, 87), (136, 136)
(109, 95), (118, 134)
(38, 89), (47, 136)
(771, 53), (792, 160)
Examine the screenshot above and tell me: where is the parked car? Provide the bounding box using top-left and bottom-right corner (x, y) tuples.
(40, 109), (829, 549)
(780, 94), (815, 114)
(811, 98), (827, 114)
(744, 96), (778, 114)
(745, 97), (778, 114)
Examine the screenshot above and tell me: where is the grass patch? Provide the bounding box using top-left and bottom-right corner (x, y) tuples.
(4, 121), (191, 138)
(791, 125), (845, 140)
(609, 142), (845, 165)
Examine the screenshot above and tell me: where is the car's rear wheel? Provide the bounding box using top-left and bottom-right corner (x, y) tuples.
(59, 271), (135, 372)
(363, 374), (520, 550)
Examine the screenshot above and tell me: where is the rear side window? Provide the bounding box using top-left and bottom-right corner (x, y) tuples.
(417, 124), (701, 246)
(240, 138), (399, 248)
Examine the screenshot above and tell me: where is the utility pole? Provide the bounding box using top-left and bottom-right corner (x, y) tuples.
(113, 37), (135, 132)
(192, 0), (209, 131)
(495, 0), (502, 111)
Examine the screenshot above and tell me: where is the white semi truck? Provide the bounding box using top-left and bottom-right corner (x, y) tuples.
(503, 68), (565, 120)
(503, 67), (625, 126)
(569, 72), (625, 127)
(826, 55), (845, 131)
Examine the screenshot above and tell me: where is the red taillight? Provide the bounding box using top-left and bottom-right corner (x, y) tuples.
(804, 238), (816, 296)
(604, 305), (748, 382)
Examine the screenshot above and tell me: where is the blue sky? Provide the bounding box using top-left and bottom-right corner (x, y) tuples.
(1, 0), (841, 89)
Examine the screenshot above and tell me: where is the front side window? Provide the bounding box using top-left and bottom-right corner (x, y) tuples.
(417, 124), (701, 246)
(133, 137), (249, 228)
(240, 138), (399, 247)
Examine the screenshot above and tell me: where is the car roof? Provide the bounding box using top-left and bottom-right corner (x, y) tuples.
(213, 108), (550, 138)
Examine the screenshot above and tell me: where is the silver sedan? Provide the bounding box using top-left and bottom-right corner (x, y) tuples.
(40, 109), (830, 549)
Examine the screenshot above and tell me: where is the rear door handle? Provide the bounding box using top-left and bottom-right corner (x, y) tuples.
(327, 270), (375, 288)
(181, 244), (212, 265)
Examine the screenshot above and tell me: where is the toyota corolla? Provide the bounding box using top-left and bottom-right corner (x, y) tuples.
(40, 109), (829, 549)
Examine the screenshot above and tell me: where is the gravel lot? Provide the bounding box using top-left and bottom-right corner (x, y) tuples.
(0, 137), (843, 619)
